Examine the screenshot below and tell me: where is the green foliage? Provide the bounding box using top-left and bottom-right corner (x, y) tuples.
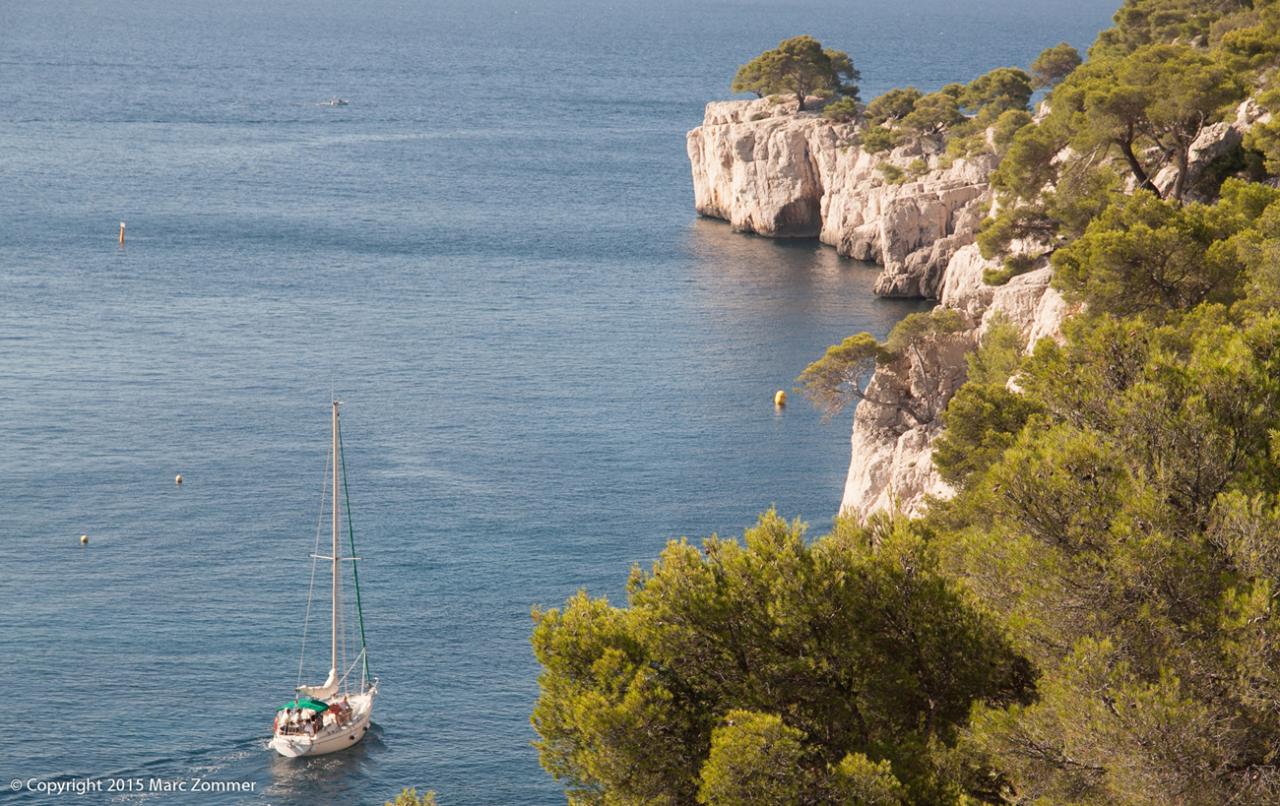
(1244, 85), (1280, 174)
(989, 108), (1033, 154)
(697, 711), (813, 805)
(959, 67), (1033, 118)
(981, 253), (1039, 286)
(1216, 5), (1280, 71)
(794, 332), (888, 419)
(864, 87), (922, 124)
(386, 789), (438, 806)
(918, 11), (1280, 797)
(531, 511), (1032, 805)
(984, 28), (1249, 263)
(934, 382), (1045, 489)
(900, 91), (964, 138)
(732, 36), (860, 111)
(933, 318), (1045, 488)
(1029, 42), (1082, 88)
(829, 754), (908, 805)
(964, 315), (1026, 387)
(882, 307), (967, 355)
(1092, 0), (1259, 58)
(1061, 44), (1242, 198)
(877, 163), (905, 184)
(927, 303), (1280, 802)
(820, 96), (859, 122)
(858, 124), (898, 153)
(1053, 178), (1280, 317)
(858, 67), (1034, 159)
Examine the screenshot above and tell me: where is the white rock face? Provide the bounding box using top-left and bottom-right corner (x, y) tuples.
(980, 265), (1055, 339)
(686, 99), (1091, 521)
(838, 247), (1075, 521)
(686, 100), (825, 237)
(938, 244), (995, 318)
(839, 329), (974, 520)
(687, 98), (996, 298)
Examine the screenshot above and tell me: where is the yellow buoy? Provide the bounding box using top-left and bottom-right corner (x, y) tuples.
(80, 534), (89, 545)
(175, 474), (183, 485)
(774, 390), (787, 407)
(118, 221), (126, 246)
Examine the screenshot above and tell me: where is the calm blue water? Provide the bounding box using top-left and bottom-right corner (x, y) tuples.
(1, 1), (1115, 803)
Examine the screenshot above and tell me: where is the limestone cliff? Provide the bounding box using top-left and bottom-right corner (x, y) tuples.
(687, 95), (1251, 522)
(687, 98), (995, 298)
(839, 246), (1072, 520)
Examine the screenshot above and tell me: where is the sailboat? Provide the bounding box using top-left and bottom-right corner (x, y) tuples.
(269, 401), (378, 758)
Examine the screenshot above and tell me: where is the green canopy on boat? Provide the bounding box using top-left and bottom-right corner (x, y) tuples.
(279, 697), (329, 713)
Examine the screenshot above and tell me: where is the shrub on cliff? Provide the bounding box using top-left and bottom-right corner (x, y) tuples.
(731, 36), (860, 111)
(857, 125), (897, 153)
(1245, 84), (1280, 173)
(933, 318), (1044, 488)
(865, 87), (922, 124)
(530, 510), (1032, 805)
(820, 96), (859, 123)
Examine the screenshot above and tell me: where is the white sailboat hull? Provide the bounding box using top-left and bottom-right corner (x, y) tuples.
(269, 688), (377, 758)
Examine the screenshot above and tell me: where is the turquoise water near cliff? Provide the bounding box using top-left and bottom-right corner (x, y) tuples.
(1, 0), (1115, 803)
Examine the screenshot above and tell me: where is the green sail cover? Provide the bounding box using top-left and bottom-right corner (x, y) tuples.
(279, 697), (329, 712)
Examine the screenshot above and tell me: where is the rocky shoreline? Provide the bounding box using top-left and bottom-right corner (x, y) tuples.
(688, 94), (1263, 520)
(687, 96), (1070, 519)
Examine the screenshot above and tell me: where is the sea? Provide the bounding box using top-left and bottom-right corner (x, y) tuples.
(0, 0), (1116, 803)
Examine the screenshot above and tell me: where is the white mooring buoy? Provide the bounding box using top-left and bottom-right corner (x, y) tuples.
(175, 474), (183, 486)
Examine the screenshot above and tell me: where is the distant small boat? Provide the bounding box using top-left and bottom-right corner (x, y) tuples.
(269, 401), (377, 758)
(321, 97), (350, 107)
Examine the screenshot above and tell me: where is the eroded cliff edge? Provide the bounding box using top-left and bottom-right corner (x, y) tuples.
(687, 97), (1067, 519)
(688, 95), (1262, 521)
(687, 97), (995, 298)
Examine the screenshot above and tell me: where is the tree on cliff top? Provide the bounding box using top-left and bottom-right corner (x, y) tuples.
(1030, 42), (1083, 88)
(732, 36), (860, 111)
(796, 309), (968, 424)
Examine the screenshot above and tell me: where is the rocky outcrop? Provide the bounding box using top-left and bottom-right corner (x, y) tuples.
(685, 101), (1069, 520)
(690, 95), (1268, 523)
(1153, 98), (1265, 201)
(839, 327), (974, 520)
(687, 98), (996, 298)
(836, 100), (1262, 520)
(838, 245), (1075, 520)
(686, 100), (826, 237)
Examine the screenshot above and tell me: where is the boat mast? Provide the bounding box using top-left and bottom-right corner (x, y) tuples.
(331, 400), (340, 680)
